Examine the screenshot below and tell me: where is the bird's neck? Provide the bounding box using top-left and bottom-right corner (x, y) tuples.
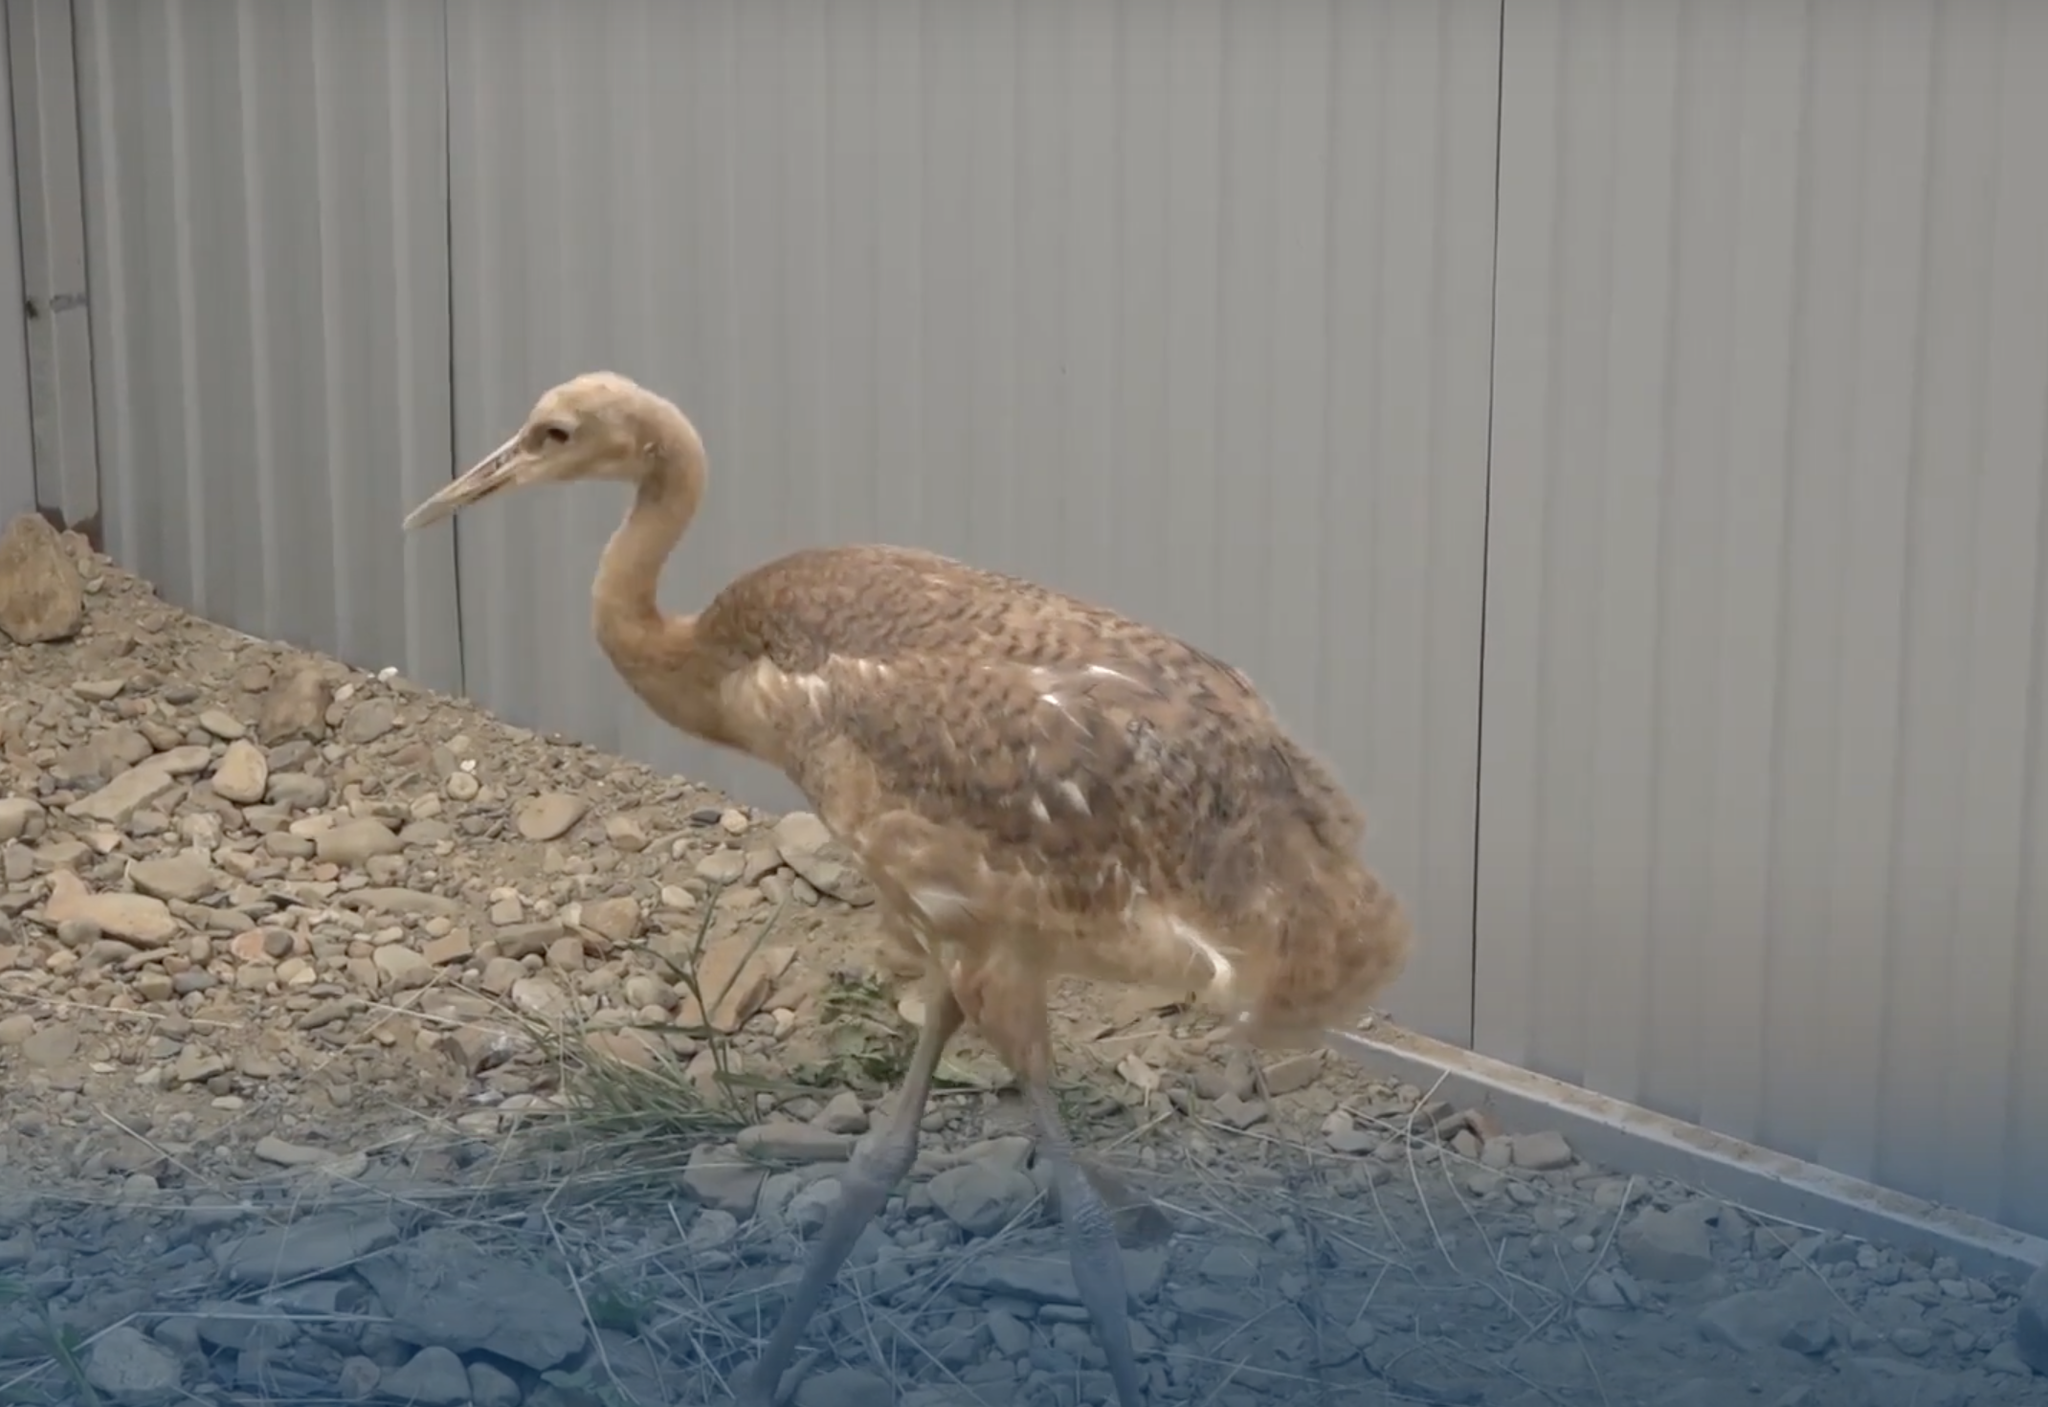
(590, 442), (746, 750)
(592, 451), (701, 639)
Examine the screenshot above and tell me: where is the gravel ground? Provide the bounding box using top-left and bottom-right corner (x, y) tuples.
(1, 514), (2044, 1407)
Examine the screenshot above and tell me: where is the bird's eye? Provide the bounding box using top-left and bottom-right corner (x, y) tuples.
(537, 424), (571, 447)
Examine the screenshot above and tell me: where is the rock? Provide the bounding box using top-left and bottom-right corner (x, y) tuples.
(1261, 1050), (1324, 1095)
(579, 895), (641, 945)
(686, 1208), (741, 1253)
(0, 513), (85, 644)
(929, 1161), (1040, 1238)
(1697, 1281), (1836, 1354)
(210, 739), (270, 803)
(20, 1024), (80, 1068)
(792, 1367), (895, 1407)
(251, 1136), (341, 1168)
(814, 1090), (869, 1134)
(340, 698), (397, 745)
(81, 1324), (182, 1405)
(773, 811), (877, 905)
(214, 1213), (401, 1284)
(1619, 1206), (1715, 1282)
(957, 1243), (1168, 1307)
(467, 1361), (523, 1407)
(67, 763), (179, 825)
(336, 1357), (379, 1401)
(354, 1228), (587, 1370)
(315, 818), (402, 865)
(2019, 1258), (2048, 1373)
(126, 853), (219, 902)
(671, 936), (795, 1032)
(737, 1121), (854, 1163)
(195, 708), (245, 739)
(44, 869), (178, 946)
(379, 1346), (470, 1405)
(374, 945), (431, 985)
(258, 666), (332, 744)
(1508, 1131), (1575, 1170)
(0, 797), (43, 842)
(515, 791), (589, 841)
(682, 1142), (766, 1215)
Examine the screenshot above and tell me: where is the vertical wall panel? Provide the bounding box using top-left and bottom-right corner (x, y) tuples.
(7, 0), (97, 536)
(71, 0), (459, 690)
(0, 3), (33, 526)
(440, 0), (1501, 1043)
(1479, 0), (2048, 1237)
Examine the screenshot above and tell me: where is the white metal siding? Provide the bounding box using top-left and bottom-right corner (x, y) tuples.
(443, 0), (1501, 1044)
(71, 0), (461, 690)
(0, 3), (34, 525)
(7, 0), (97, 536)
(1479, 0), (2048, 1237)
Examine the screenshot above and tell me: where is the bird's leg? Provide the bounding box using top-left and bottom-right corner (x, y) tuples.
(1019, 1039), (1148, 1407)
(741, 970), (965, 1407)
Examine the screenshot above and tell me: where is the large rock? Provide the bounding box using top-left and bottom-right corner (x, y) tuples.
(0, 513), (85, 645)
(353, 1228), (587, 1371)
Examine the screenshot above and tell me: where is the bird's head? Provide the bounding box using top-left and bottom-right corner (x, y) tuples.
(402, 371), (702, 530)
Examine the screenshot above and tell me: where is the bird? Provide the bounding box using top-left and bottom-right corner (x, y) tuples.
(402, 371), (1416, 1407)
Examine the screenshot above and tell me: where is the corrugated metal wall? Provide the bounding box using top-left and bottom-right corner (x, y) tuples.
(68, 0), (462, 691)
(1479, 0), (2048, 1238)
(7, 0), (97, 536)
(442, 0), (1501, 1045)
(16, 0), (2048, 1236)
(0, 3), (34, 525)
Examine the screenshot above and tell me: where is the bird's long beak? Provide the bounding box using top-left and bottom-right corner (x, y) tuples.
(401, 432), (532, 530)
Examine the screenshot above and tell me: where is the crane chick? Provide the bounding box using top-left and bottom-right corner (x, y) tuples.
(402, 371), (1415, 1407)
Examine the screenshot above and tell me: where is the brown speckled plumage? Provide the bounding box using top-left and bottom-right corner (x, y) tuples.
(403, 371), (1414, 1407)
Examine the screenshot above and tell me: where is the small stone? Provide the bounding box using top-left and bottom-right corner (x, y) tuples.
(602, 815), (650, 852)
(44, 869), (178, 946)
(467, 1361), (521, 1407)
(0, 513), (86, 644)
(421, 931), (472, 965)
(378, 1346), (470, 1405)
(316, 818), (402, 865)
(792, 1368), (894, 1407)
(510, 975), (572, 1017)
(579, 896), (640, 945)
(257, 666), (333, 744)
(1261, 1050), (1324, 1096)
(682, 1142), (766, 1215)
(1508, 1130), (1575, 1170)
(67, 763), (179, 825)
(0, 797), (43, 843)
(814, 1091), (869, 1134)
(337, 1357), (379, 1402)
(126, 854), (219, 903)
(1211, 1091), (1268, 1129)
(694, 848), (746, 885)
(773, 811), (877, 905)
(210, 739), (270, 803)
(195, 709), (245, 740)
(737, 1122), (854, 1163)
(929, 1161), (1040, 1238)
(515, 792), (589, 842)
(340, 699), (398, 746)
(81, 1324), (181, 1405)
(21, 1024), (81, 1068)
(1620, 1207), (1715, 1282)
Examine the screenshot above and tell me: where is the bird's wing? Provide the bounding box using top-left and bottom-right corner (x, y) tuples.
(734, 643), (1354, 924)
